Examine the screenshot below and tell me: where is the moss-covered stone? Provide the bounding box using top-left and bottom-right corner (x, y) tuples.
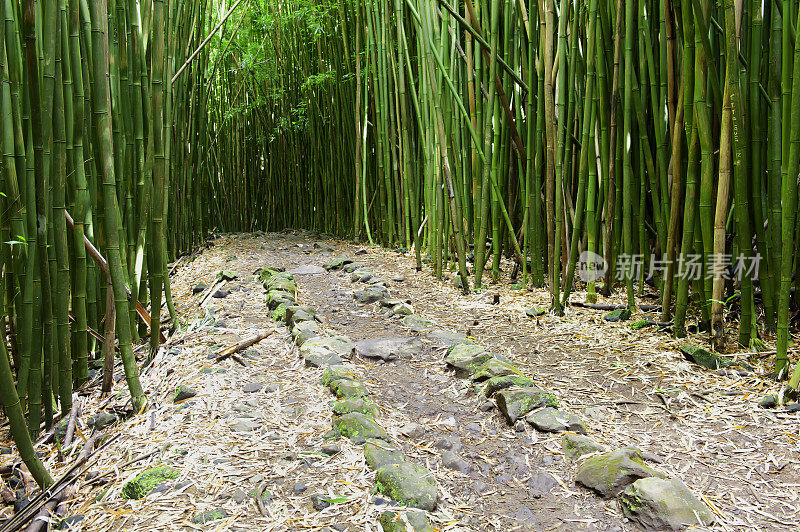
(575, 448), (664, 497)
(471, 358), (522, 382)
(301, 336), (355, 357)
(333, 412), (388, 444)
(192, 509), (228, 524)
(271, 302), (290, 322)
(321, 365), (358, 386)
(266, 290), (295, 310)
(379, 510), (434, 532)
(173, 385), (197, 403)
(264, 276), (296, 293)
(301, 336), (354, 367)
(328, 378), (367, 398)
(482, 375), (537, 397)
(323, 256), (353, 270)
(291, 321), (320, 345)
(353, 285), (389, 304)
(375, 463), (438, 511)
(217, 270), (239, 281)
(679, 344), (752, 371)
(121, 466), (181, 499)
(257, 267), (286, 282)
(604, 308), (631, 322)
(526, 407), (586, 434)
(302, 347), (343, 368)
(631, 319), (653, 330)
(620, 477), (713, 530)
(343, 262), (361, 273)
(364, 439), (405, 469)
(445, 344), (492, 376)
(562, 433), (607, 461)
(495, 387), (558, 423)
(285, 306), (315, 328)
(332, 397), (379, 417)
(333, 412), (389, 444)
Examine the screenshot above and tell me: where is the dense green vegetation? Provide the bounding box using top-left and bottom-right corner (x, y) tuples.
(0, 0), (799, 488)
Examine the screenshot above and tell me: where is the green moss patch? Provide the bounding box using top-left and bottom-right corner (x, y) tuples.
(121, 466), (181, 499)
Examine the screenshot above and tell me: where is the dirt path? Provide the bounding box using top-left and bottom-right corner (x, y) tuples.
(68, 231), (798, 531)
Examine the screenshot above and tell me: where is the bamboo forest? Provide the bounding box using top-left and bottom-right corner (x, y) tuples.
(0, 0), (797, 528)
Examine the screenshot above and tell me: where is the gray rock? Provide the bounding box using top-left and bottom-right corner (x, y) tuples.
(433, 436), (463, 453)
(243, 383), (263, 393)
(233, 488), (248, 504)
(88, 411), (116, 431)
(402, 314), (433, 332)
(230, 420), (261, 432)
(512, 506), (540, 527)
(620, 477), (714, 530)
(293, 481), (308, 494)
(495, 388), (558, 424)
(399, 422), (426, 438)
(353, 285), (390, 304)
(173, 385), (197, 403)
(301, 336), (355, 363)
(427, 329), (470, 347)
(303, 349), (343, 368)
(562, 433), (607, 461)
(441, 451), (472, 474)
(478, 400), (495, 412)
(356, 337), (423, 361)
(365, 439), (406, 469)
(212, 289), (229, 299)
(310, 494), (331, 511)
(321, 443), (341, 456)
(393, 276), (406, 282)
(576, 448), (665, 497)
(333, 412), (389, 444)
(759, 395), (777, 409)
(290, 265), (326, 275)
(343, 262), (361, 273)
(528, 471), (557, 498)
(526, 407), (587, 434)
(465, 422), (482, 433)
(192, 283), (207, 294)
(375, 463), (438, 511)
(292, 321), (320, 345)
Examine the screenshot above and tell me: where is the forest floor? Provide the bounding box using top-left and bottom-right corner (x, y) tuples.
(19, 231), (800, 531)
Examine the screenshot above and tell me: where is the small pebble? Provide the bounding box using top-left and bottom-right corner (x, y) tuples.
(321, 443), (341, 456)
(311, 494), (330, 511)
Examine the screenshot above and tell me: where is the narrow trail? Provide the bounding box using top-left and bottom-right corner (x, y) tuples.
(75, 231), (798, 531)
